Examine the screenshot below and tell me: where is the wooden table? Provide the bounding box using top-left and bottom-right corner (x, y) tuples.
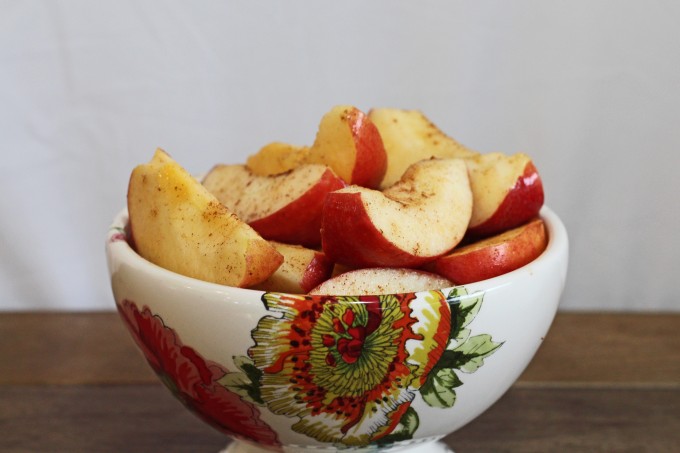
(1, 312), (678, 452)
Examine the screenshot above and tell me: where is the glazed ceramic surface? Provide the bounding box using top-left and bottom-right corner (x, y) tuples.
(106, 207), (568, 453)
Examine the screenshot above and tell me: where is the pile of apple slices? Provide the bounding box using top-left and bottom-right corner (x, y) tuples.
(126, 105), (547, 295)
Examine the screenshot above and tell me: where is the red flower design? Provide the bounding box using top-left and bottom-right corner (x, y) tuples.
(108, 227), (127, 243)
(249, 292), (452, 446)
(118, 300), (280, 448)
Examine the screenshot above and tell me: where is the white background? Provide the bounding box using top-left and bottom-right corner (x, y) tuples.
(1, 1), (679, 311)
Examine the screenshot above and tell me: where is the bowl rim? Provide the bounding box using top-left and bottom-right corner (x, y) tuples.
(106, 205), (568, 297)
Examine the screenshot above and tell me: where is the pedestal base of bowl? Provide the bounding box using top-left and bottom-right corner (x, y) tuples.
(220, 440), (454, 453)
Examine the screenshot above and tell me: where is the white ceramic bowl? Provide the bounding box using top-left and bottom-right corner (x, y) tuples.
(106, 206), (568, 453)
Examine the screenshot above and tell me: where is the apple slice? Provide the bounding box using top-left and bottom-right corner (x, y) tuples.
(466, 152), (544, 238)
(127, 149), (283, 287)
(246, 142), (310, 176)
(202, 163), (346, 247)
(368, 108), (478, 188)
(309, 267), (453, 295)
(428, 218), (548, 284)
(320, 158), (472, 268)
(251, 242), (334, 294)
(306, 105), (387, 188)
(244, 105), (387, 189)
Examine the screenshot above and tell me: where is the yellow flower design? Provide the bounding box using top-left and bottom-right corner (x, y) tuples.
(249, 291), (451, 446)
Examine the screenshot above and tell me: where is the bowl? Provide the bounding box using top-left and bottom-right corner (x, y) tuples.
(106, 206), (568, 453)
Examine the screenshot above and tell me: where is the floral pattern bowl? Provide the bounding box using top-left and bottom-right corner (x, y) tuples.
(106, 206), (568, 453)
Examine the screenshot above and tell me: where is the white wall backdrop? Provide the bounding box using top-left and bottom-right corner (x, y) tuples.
(1, 1), (679, 311)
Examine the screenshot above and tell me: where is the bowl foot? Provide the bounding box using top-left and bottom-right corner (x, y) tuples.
(389, 440), (454, 453)
(220, 440), (453, 453)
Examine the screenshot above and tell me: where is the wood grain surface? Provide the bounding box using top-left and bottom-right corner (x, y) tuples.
(1, 311), (678, 452)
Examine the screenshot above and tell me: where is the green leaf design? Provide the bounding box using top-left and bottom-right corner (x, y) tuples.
(446, 287), (484, 341)
(454, 334), (504, 373)
(428, 350), (466, 370)
(376, 407), (420, 445)
(420, 367), (463, 408)
(218, 356), (264, 405)
(419, 286), (504, 410)
(449, 327), (470, 349)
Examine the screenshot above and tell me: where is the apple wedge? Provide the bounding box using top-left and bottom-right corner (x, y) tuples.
(127, 149), (283, 287)
(368, 108), (477, 189)
(428, 218), (548, 284)
(309, 267), (453, 296)
(245, 105), (387, 189)
(246, 142), (310, 176)
(251, 242), (334, 294)
(320, 158), (472, 268)
(466, 152), (544, 238)
(202, 163), (346, 247)
(306, 105), (387, 188)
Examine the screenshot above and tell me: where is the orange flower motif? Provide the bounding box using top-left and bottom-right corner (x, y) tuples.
(249, 292), (451, 446)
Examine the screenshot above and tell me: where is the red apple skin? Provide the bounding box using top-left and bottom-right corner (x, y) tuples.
(300, 251), (334, 293)
(250, 242), (334, 294)
(467, 162), (545, 238)
(346, 108), (388, 189)
(247, 168), (346, 247)
(321, 191), (438, 268)
(430, 218), (547, 284)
